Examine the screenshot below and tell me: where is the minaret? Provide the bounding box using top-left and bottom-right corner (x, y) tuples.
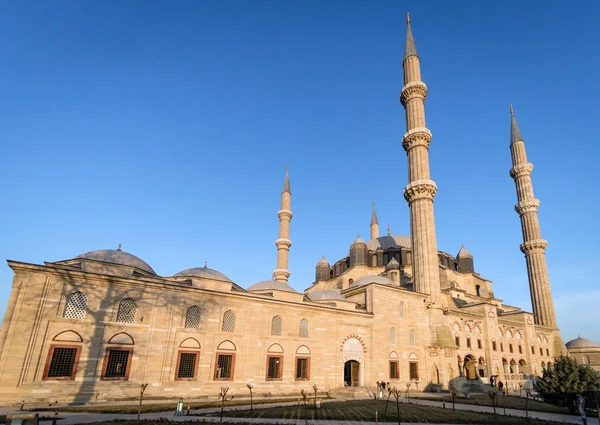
(400, 13), (441, 302)
(509, 106), (558, 329)
(370, 201), (379, 239)
(273, 167), (292, 283)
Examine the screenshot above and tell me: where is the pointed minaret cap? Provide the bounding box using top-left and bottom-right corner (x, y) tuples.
(351, 234), (365, 246)
(317, 255), (330, 266)
(371, 201), (379, 225)
(456, 244), (473, 258)
(510, 105), (523, 146)
(282, 165), (291, 194)
(404, 12), (418, 61)
(386, 257), (400, 271)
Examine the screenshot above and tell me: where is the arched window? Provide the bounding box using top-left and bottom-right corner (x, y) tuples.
(299, 319), (309, 338)
(390, 327), (396, 345)
(102, 332), (134, 380)
(409, 329), (415, 346)
(214, 340), (236, 380)
(43, 331), (83, 380)
(466, 336), (471, 349)
(399, 302), (405, 319)
(389, 351), (399, 379)
(502, 358), (509, 374)
(409, 353), (419, 380)
(185, 305), (202, 329)
(177, 338), (201, 380)
(518, 359), (526, 374)
(116, 298), (137, 323)
(506, 329), (513, 339)
(266, 344), (284, 380)
(63, 292), (87, 319)
(271, 315), (282, 336)
(475, 285), (481, 297)
(295, 345), (311, 381)
(222, 310), (236, 332)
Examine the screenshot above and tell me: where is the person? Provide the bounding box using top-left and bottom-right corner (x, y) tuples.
(490, 376), (495, 387)
(380, 381), (386, 400)
(498, 381), (504, 393)
(576, 394), (587, 425)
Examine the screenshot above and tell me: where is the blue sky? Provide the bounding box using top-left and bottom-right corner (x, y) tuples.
(1, 1), (599, 343)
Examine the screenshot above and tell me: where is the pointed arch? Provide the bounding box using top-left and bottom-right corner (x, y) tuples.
(179, 338), (201, 349)
(399, 301), (405, 319)
(108, 332), (134, 345)
(409, 329), (415, 346)
(389, 327), (397, 345)
(63, 291), (87, 319)
(296, 345), (311, 355)
(116, 298), (137, 323)
(222, 310), (236, 332)
(53, 330), (83, 343)
(299, 319), (309, 338)
(185, 305), (202, 329)
(271, 315), (282, 336)
(267, 343), (284, 353)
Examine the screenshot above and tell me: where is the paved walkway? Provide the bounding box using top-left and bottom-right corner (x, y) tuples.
(0, 395), (596, 424)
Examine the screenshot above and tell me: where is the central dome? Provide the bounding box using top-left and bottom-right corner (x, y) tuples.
(566, 337), (600, 349)
(365, 235), (412, 250)
(77, 249), (156, 275)
(247, 280), (297, 293)
(174, 266), (233, 283)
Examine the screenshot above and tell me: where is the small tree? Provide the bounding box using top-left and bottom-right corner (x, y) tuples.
(218, 387), (232, 424)
(312, 384), (319, 411)
(449, 381), (457, 411)
(405, 382), (411, 399)
(536, 355), (599, 409)
(246, 384), (254, 412)
(300, 389), (309, 423)
(487, 389), (498, 422)
(391, 387), (402, 425)
(137, 383), (148, 422)
(524, 387), (532, 420)
(384, 386), (393, 419)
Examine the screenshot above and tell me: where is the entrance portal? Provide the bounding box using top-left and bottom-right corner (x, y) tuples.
(344, 360), (360, 386)
(464, 355), (477, 380)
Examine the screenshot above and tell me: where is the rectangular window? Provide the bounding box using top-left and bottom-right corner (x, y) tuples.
(215, 354), (234, 380)
(466, 338), (471, 349)
(477, 339), (482, 349)
(518, 345), (523, 354)
(540, 347), (543, 356)
(295, 357), (310, 380)
(389, 361), (399, 379)
(102, 349), (132, 380)
(531, 346), (535, 354)
(409, 362), (419, 380)
(43, 346), (80, 380)
(509, 344), (513, 353)
(455, 336), (460, 347)
(266, 356), (283, 380)
(176, 352), (198, 380)
(546, 348), (550, 357)
(500, 343), (504, 352)
(492, 341), (497, 351)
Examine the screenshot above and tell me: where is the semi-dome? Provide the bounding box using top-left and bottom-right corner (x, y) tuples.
(349, 275), (395, 288)
(247, 280), (297, 293)
(309, 289), (345, 301)
(365, 235), (412, 251)
(566, 337), (600, 349)
(174, 265), (233, 283)
(77, 249), (156, 275)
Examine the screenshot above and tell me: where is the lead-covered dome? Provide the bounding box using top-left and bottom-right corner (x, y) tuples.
(365, 235), (412, 251)
(309, 289), (345, 301)
(77, 249), (156, 275)
(247, 280), (297, 293)
(174, 265), (233, 283)
(566, 337), (600, 349)
(349, 275), (395, 288)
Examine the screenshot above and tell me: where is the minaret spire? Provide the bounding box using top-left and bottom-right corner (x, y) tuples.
(273, 167), (293, 283)
(370, 201), (379, 239)
(400, 15), (440, 302)
(508, 106), (558, 329)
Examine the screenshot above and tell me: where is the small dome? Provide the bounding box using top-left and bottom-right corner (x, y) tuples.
(349, 275), (395, 288)
(365, 235), (412, 251)
(174, 265), (233, 283)
(77, 249), (156, 275)
(566, 337), (600, 349)
(457, 244), (473, 258)
(309, 289), (345, 301)
(247, 280), (297, 293)
(386, 257), (400, 271)
(316, 255), (330, 267)
(351, 234), (365, 246)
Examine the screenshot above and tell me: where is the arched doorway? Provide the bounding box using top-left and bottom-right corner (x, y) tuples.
(464, 354), (477, 380)
(342, 337), (364, 387)
(478, 357), (486, 378)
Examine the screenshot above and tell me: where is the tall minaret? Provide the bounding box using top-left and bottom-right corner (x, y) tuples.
(400, 13), (441, 303)
(509, 106), (557, 329)
(370, 201), (379, 239)
(273, 167), (292, 283)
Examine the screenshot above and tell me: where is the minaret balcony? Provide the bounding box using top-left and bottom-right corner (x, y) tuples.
(403, 179), (437, 203)
(402, 127), (432, 152)
(515, 199), (540, 215)
(509, 163), (534, 179)
(520, 239), (548, 254)
(400, 81), (428, 105)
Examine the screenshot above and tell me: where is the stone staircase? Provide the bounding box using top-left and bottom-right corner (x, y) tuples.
(330, 386), (373, 399)
(454, 377), (491, 395)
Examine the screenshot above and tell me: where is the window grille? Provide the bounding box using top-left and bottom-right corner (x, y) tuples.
(222, 310), (236, 332)
(177, 353), (197, 379)
(409, 329), (415, 346)
(299, 319), (309, 338)
(271, 315), (282, 336)
(409, 362), (419, 380)
(185, 306), (202, 329)
(389, 327), (396, 345)
(116, 298), (137, 323)
(389, 361), (399, 379)
(296, 358), (309, 380)
(104, 349), (130, 378)
(47, 347), (77, 378)
(216, 354), (233, 379)
(399, 302), (405, 319)
(267, 356), (282, 379)
(63, 292), (87, 319)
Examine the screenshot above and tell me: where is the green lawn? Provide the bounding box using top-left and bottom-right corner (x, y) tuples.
(215, 399), (559, 424)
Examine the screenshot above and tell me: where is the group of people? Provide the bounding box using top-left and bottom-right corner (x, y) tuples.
(376, 381), (391, 400)
(489, 375), (506, 393)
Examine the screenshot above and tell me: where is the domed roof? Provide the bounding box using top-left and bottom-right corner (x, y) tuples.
(309, 289), (345, 301)
(316, 255), (330, 267)
(349, 275), (395, 288)
(365, 235), (412, 251)
(77, 249), (156, 275)
(247, 280), (297, 293)
(174, 265), (233, 283)
(351, 234), (366, 246)
(566, 337), (600, 349)
(457, 244), (473, 258)
(386, 257), (400, 271)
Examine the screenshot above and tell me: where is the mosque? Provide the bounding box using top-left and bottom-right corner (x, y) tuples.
(0, 15), (598, 405)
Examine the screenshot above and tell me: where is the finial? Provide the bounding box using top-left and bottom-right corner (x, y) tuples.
(357, 233), (361, 238)
(387, 224), (391, 236)
(372, 200), (375, 207)
(509, 104), (514, 115)
(117, 243), (122, 251)
(286, 164), (289, 173)
(204, 261), (208, 268)
(406, 12), (410, 24)
(461, 243), (464, 248)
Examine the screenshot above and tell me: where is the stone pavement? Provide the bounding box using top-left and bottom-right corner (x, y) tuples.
(0, 394), (596, 424)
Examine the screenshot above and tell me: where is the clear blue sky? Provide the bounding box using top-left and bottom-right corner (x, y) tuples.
(1, 1), (599, 343)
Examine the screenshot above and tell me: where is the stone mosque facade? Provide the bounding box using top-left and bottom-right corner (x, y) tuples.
(0, 16), (598, 405)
